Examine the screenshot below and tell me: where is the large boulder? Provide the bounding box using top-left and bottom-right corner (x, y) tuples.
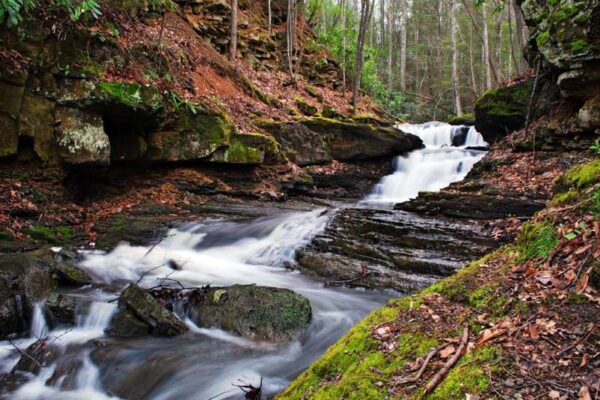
(187, 285), (312, 341)
(208, 132), (284, 164)
(474, 79), (534, 143)
(302, 117), (422, 161)
(108, 284), (188, 337)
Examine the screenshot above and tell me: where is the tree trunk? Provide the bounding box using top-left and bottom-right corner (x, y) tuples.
(482, 3), (493, 89)
(352, 0), (373, 112)
(286, 0), (296, 80)
(387, 0), (395, 86)
(229, 0), (238, 62)
(450, 0), (462, 115)
(513, 0), (528, 71)
(341, 0), (347, 91)
(268, 0), (272, 35)
(399, 0), (407, 91)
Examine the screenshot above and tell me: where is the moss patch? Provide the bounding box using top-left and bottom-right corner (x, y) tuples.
(27, 225), (72, 245)
(516, 222), (559, 262)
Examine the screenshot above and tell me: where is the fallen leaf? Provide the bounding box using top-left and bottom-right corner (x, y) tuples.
(529, 324), (539, 340)
(576, 270), (590, 294)
(549, 390), (560, 399)
(439, 345), (456, 358)
(564, 270), (577, 282)
(578, 386), (591, 400)
(579, 354), (588, 368)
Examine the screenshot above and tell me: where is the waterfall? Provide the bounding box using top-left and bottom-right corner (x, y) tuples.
(364, 122), (487, 204)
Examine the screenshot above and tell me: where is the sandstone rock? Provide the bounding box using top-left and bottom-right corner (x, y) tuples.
(44, 292), (81, 326)
(18, 94), (57, 162)
(55, 106), (110, 165)
(187, 285), (312, 342)
(578, 96), (600, 129)
(105, 309), (150, 337)
(208, 132), (283, 164)
(295, 97), (318, 116)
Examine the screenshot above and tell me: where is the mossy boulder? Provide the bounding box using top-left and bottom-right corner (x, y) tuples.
(474, 79), (534, 143)
(18, 94), (58, 162)
(108, 284), (188, 337)
(302, 117), (422, 161)
(295, 97), (319, 116)
(0, 81), (24, 159)
(187, 285), (312, 341)
(448, 113), (475, 125)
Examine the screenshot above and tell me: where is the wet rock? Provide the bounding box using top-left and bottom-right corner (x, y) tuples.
(51, 261), (93, 287)
(187, 285), (312, 341)
(296, 207), (501, 292)
(0, 279), (20, 338)
(12, 340), (60, 375)
(109, 284), (187, 337)
(94, 214), (175, 250)
(105, 309), (151, 337)
(395, 192), (545, 220)
(44, 293), (81, 326)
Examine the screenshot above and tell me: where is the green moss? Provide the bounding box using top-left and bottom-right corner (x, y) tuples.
(96, 82), (143, 108)
(27, 225), (72, 245)
(571, 39), (588, 53)
(550, 190), (579, 206)
(427, 346), (501, 400)
(516, 222), (559, 262)
(448, 113), (475, 125)
(476, 80), (534, 117)
(295, 97), (318, 116)
(537, 30), (551, 47)
(224, 140), (263, 164)
(556, 159), (600, 191)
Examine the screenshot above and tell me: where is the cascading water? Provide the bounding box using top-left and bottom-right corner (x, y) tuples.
(0, 209), (387, 400)
(364, 122), (488, 204)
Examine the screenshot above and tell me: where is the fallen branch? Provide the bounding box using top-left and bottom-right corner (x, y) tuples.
(395, 345), (442, 385)
(8, 339), (41, 369)
(423, 327), (469, 394)
(557, 320), (599, 356)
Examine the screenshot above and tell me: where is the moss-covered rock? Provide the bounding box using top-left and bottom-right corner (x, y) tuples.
(302, 117), (423, 161)
(209, 132), (284, 164)
(55, 106), (110, 165)
(295, 97), (319, 116)
(448, 113), (475, 125)
(474, 79), (534, 143)
(188, 285), (312, 341)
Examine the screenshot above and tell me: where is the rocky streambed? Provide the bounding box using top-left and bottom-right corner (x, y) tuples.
(0, 123), (547, 400)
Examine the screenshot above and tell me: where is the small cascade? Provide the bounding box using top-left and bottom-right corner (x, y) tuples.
(364, 122), (488, 204)
(30, 301), (49, 339)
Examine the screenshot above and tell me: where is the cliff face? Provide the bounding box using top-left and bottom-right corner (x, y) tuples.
(475, 0), (600, 147)
(0, 0), (393, 168)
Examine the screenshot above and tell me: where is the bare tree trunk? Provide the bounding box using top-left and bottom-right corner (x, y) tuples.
(507, 3), (519, 76)
(469, 22), (478, 96)
(268, 0), (272, 35)
(229, 0), (238, 62)
(341, 0), (347, 91)
(352, 0), (373, 112)
(380, 0), (386, 48)
(399, 0), (407, 91)
(286, 0), (296, 80)
(386, 0), (395, 86)
(450, 0), (462, 115)
(513, 0), (528, 71)
(482, 3), (493, 88)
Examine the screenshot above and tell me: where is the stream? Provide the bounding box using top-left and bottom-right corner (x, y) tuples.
(0, 122), (488, 400)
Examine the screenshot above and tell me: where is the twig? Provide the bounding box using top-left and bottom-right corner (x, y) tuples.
(423, 327), (469, 394)
(395, 345), (442, 385)
(8, 339), (41, 369)
(557, 321), (599, 356)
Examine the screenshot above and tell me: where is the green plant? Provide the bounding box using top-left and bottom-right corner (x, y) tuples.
(1, 0), (101, 27)
(591, 139), (600, 155)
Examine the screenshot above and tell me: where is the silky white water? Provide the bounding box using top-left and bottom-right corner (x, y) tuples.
(0, 209), (387, 400)
(364, 122), (487, 204)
